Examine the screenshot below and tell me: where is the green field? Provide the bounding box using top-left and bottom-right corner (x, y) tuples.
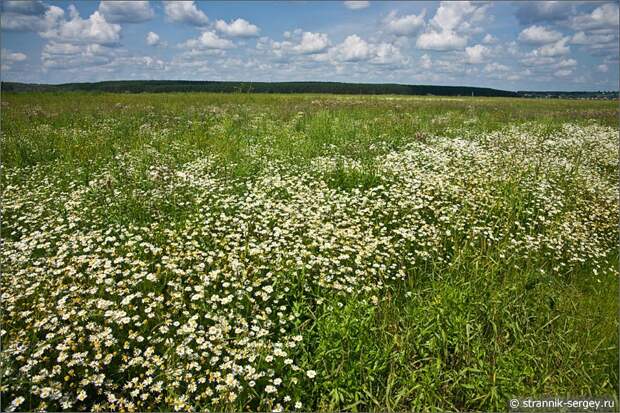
(1, 93), (618, 412)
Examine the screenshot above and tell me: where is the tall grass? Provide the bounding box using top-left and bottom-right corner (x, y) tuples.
(1, 92), (617, 412)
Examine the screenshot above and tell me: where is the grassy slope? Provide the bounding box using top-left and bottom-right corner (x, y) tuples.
(3, 92), (617, 169)
(1, 92), (618, 411)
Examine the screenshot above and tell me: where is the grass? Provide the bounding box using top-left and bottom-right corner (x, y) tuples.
(1, 92), (618, 412)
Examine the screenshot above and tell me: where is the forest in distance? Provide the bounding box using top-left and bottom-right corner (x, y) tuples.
(2, 80), (618, 99)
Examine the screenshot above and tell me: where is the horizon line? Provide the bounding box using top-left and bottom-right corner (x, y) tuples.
(2, 80), (618, 94)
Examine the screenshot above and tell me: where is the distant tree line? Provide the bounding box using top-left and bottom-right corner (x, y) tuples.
(1, 81), (617, 99)
(517, 90), (619, 100)
(1, 80), (519, 97)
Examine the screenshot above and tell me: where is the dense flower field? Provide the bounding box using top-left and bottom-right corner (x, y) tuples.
(1, 94), (618, 411)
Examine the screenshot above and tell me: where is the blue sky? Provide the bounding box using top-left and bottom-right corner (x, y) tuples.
(1, 1), (618, 91)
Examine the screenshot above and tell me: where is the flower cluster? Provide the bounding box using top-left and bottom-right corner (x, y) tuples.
(2, 119), (617, 411)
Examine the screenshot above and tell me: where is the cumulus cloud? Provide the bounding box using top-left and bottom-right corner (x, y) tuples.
(371, 42), (406, 65)
(417, 30), (467, 51)
(215, 18), (260, 37)
(429, 1), (467, 31)
(112, 56), (166, 71)
(429, 1), (488, 32)
(383, 10), (426, 36)
(181, 31), (234, 49)
(534, 37), (570, 57)
(1, 48), (27, 62)
(483, 62), (509, 73)
(164, 1), (209, 26)
(419, 53), (432, 69)
(40, 5), (121, 46)
(98, 1), (154, 24)
(570, 31), (616, 46)
(481, 33), (497, 44)
(521, 55), (555, 67)
(146, 31), (160, 46)
(465, 44), (489, 64)
(293, 32), (330, 54)
(569, 3), (619, 31)
(41, 42), (119, 70)
(597, 64), (608, 73)
(1, 0), (47, 16)
(343, 1), (369, 10)
(518, 25), (563, 45)
(0, 1), (64, 32)
(39, 38), (167, 75)
(270, 31), (331, 56)
(555, 58), (577, 68)
(416, 1), (488, 51)
(332, 35), (370, 61)
(43, 42), (81, 55)
(515, 1), (574, 25)
(325, 35), (405, 65)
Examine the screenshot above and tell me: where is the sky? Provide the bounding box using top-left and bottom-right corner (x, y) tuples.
(1, 0), (618, 91)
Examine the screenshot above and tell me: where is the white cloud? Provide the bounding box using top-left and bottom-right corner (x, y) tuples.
(430, 1), (471, 31)
(41, 42), (119, 70)
(0, 2), (64, 32)
(515, 1), (574, 25)
(570, 3), (619, 31)
(483, 62), (509, 73)
(164, 1), (209, 26)
(416, 1), (488, 51)
(43, 42), (82, 55)
(40, 5), (121, 46)
(41, 55), (111, 70)
(521, 55), (556, 67)
(569, 31), (588, 45)
(534, 37), (570, 57)
(432, 58), (465, 75)
(43, 42), (117, 58)
(481, 33), (497, 44)
(1, 0), (47, 15)
(215, 18), (260, 37)
(383, 10), (426, 36)
(39, 40), (167, 75)
(518, 25), (563, 44)
(555, 58), (577, 68)
(465, 44), (489, 64)
(555, 69), (572, 77)
(146, 31), (160, 46)
(416, 30), (467, 51)
(419, 53), (432, 69)
(1, 48), (27, 62)
(333, 35), (370, 61)
(115, 56), (166, 70)
(343, 1), (369, 10)
(293, 32), (330, 54)
(270, 31), (331, 56)
(371, 42), (406, 65)
(181, 31), (234, 49)
(570, 31), (616, 46)
(597, 64), (608, 73)
(325, 35), (405, 66)
(98, 1), (154, 23)
(429, 1), (487, 32)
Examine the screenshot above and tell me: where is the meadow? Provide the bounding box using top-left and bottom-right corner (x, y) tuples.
(1, 92), (618, 412)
